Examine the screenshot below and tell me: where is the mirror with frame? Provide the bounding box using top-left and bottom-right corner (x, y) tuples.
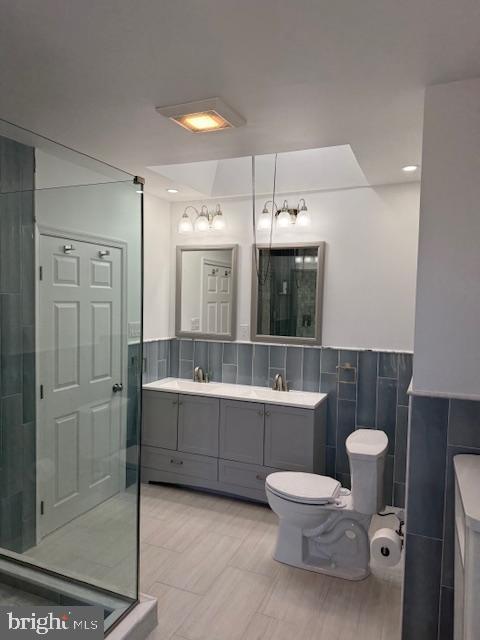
(176, 245), (238, 340)
(251, 243), (325, 345)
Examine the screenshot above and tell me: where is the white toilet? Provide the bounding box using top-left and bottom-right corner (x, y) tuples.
(266, 429), (388, 581)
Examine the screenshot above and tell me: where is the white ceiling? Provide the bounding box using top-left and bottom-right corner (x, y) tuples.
(149, 145), (368, 200)
(0, 0), (479, 196)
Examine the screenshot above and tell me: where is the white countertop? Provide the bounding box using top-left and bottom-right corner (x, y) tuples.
(143, 377), (327, 409)
(454, 454), (480, 533)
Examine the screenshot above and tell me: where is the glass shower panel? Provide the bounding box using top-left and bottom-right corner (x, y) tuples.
(0, 120), (142, 631)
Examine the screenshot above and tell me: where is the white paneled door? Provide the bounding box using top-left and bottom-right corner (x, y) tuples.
(38, 234), (124, 538)
(202, 261), (232, 335)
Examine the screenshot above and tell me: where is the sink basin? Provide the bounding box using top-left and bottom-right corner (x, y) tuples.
(143, 377), (327, 409)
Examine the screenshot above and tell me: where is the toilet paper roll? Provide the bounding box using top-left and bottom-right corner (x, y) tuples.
(370, 528), (402, 567)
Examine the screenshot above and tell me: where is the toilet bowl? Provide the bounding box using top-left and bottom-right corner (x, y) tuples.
(266, 429), (388, 581)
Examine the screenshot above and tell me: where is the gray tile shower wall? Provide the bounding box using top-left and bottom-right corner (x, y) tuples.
(0, 135), (35, 552)
(143, 338), (412, 507)
(402, 395), (480, 640)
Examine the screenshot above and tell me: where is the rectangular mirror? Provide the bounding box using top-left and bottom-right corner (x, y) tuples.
(251, 243), (325, 345)
(176, 245), (238, 340)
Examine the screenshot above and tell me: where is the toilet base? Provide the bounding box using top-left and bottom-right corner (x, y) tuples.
(272, 513), (372, 581)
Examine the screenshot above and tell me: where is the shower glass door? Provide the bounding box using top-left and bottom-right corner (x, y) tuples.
(0, 119), (143, 632)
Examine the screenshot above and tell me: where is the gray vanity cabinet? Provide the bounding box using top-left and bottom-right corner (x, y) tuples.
(142, 390), (178, 450)
(219, 399), (264, 464)
(178, 394), (220, 457)
(264, 404), (324, 473)
(141, 387), (327, 503)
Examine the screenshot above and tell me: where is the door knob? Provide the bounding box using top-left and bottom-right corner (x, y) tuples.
(112, 383), (123, 393)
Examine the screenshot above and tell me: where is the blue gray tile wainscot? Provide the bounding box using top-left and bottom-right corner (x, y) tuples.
(146, 338), (412, 507)
(403, 394), (480, 640)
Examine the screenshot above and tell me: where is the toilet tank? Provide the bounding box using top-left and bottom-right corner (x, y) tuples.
(346, 429), (388, 515)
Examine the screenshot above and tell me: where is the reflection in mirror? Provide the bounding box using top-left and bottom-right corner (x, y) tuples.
(176, 245), (238, 340)
(252, 244), (325, 345)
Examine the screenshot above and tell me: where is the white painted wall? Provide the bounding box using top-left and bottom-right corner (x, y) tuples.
(169, 183), (420, 351)
(412, 77), (480, 399)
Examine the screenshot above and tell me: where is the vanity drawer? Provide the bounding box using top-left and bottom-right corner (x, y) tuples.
(219, 459), (279, 492)
(142, 446), (218, 481)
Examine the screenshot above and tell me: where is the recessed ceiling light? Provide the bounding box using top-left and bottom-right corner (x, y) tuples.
(156, 98), (246, 133)
(166, 188), (179, 194)
(402, 165), (419, 173)
(136, 190), (143, 194)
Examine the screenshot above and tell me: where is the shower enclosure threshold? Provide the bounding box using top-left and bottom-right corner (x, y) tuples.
(0, 555), (136, 634)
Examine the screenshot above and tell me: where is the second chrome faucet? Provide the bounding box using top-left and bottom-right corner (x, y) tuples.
(272, 373), (288, 392)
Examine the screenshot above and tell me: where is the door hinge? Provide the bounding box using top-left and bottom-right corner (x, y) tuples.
(39, 266), (43, 281)
(40, 384), (44, 399)
(40, 501), (44, 516)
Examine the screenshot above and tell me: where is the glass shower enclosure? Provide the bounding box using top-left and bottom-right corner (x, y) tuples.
(0, 118), (143, 633)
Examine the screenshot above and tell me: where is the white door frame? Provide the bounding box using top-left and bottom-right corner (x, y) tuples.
(35, 224), (129, 543)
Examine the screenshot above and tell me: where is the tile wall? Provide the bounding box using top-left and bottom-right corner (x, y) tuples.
(402, 395), (480, 640)
(0, 135), (36, 552)
(143, 338), (412, 508)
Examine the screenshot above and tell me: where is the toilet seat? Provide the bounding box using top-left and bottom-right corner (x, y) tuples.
(266, 472), (341, 505)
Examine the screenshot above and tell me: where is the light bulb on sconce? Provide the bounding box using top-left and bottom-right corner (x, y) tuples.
(257, 201), (277, 231)
(277, 200), (292, 228)
(178, 208), (194, 234)
(296, 198), (310, 227)
(195, 206), (210, 232)
(211, 204), (226, 230)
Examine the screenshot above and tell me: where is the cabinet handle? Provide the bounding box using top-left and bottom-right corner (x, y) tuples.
(178, 401), (183, 406)
(255, 474), (266, 481)
(172, 400), (178, 405)
(265, 410), (271, 417)
(258, 410), (264, 416)
(170, 458), (183, 466)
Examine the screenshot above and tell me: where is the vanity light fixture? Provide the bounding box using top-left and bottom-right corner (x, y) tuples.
(177, 203), (226, 234)
(258, 198), (311, 230)
(402, 165), (419, 173)
(156, 98), (246, 133)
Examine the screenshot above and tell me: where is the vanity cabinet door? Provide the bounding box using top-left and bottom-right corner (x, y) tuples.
(178, 394), (220, 457)
(264, 405), (314, 471)
(219, 399), (264, 464)
(142, 390), (178, 450)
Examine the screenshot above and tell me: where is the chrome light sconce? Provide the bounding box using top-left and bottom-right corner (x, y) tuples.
(178, 203), (226, 234)
(257, 198), (310, 231)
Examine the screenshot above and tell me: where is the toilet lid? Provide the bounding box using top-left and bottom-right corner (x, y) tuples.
(266, 472), (341, 505)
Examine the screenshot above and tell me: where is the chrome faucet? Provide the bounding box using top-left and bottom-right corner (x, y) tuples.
(272, 373), (288, 392)
(194, 366), (209, 383)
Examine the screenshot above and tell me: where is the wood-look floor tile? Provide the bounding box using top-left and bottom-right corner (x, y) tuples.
(144, 506), (211, 553)
(178, 567), (273, 640)
(228, 517), (280, 578)
(155, 531), (242, 595)
(145, 582), (201, 640)
(209, 501), (272, 541)
(241, 613), (301, 640)
(259, 564), (331, 626)
(140, 543), (180, 593)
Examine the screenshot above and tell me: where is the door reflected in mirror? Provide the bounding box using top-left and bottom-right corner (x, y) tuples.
(176, 245), (238, 340)
(252, 243), (325, 345)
